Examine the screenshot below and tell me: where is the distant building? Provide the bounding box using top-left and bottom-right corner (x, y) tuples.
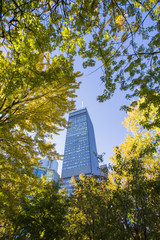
(34, 159), (60, 182)
(39, 158), (58, 172)
(61, 108), (100, 192)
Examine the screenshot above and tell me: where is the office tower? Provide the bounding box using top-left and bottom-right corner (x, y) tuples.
(62, 108), (100, 191)
(34, 159), (60, 182)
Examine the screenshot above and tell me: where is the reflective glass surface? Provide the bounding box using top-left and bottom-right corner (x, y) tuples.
(62, 108), (100, 179)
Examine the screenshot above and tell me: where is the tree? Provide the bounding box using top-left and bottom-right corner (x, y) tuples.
(80, 1), (160, 110)
(107, 101), (160, 239)
(0, 47), (81, 236)
(65, 175), (113, 240)
(14, 181), (68, 240)
(0, 0), (81, 235)
(65, 175), (132, 240)
(0, 164), (39, 239)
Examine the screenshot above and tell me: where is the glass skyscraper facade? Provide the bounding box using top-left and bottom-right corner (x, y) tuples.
(62, 108), (100, 191)
(34, 159), (60, 182)
(33, 167), (60, 182)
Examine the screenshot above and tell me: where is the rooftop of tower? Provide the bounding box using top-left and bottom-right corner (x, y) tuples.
(69, 107), (87, 117)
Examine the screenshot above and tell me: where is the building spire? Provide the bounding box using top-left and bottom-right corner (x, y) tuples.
(82, 100), (84, 108)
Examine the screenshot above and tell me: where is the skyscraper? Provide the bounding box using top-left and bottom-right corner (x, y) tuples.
(34, 159), (60, 182)
(62, 108), (100, 191)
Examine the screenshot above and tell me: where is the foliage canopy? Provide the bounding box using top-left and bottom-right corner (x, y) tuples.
(0, 0), (159, 238)
(0, 0), (80, 236)
(1, 0), (159, 104)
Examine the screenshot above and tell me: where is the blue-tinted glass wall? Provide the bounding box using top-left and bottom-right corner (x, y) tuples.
(62, 108), (100, 179)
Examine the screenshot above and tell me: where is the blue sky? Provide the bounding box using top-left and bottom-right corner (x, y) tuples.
(55, 56), (131, 176)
